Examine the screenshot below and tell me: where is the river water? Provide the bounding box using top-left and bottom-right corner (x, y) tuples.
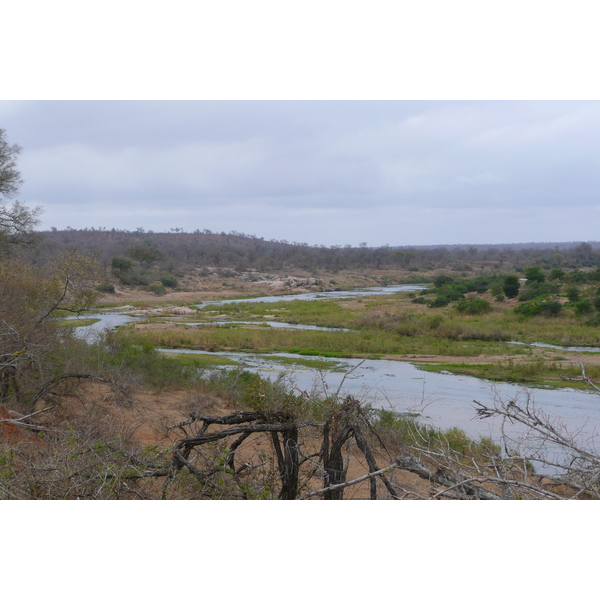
(194, 284), (427, 308)
(159, 348), (600, 469)
(71, 284), (600, 472)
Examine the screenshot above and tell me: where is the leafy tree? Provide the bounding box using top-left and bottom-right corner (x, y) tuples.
(574, 299), (593, 317)
(503, 275), (520, 299)
(567, 270), (587, 283)
(127, 244), (163, 268)
(524, 266), (545, 283)
(566, 285), (580, 303)
(111, 256), (133, 274)
(433, 274), (454, 288)
(548, 268), (566, 281)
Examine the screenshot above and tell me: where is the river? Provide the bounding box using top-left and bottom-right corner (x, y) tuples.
(71, 284), (600, 472)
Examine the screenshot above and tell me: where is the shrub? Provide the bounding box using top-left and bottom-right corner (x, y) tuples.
(140, 284), (167, 296)
(456, 298), (492, 315)
(566, 285), (580, 303)
(489, 282), (503, 297)
(539, 301), (562, 316)
(548, 268), (566, 281)
(514, 300), (562, 318)
(119, 270), (150, 286)
(96, 282), (115, 293)
(427, 315), (444, 329)
(433, 275), (454, 288)
(111, 257), (133, 273)
(574, 299), (593, 317)
(429, 296), (450, 308)
(503, 275), (520, 299)
(160, 275), (178, 288)
(518, 281), (560, 302)
(567, 270), (587, 283)
(524, 266), (545, 283)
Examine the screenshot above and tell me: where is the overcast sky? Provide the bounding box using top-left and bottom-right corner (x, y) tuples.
(2, 100), (599, 247)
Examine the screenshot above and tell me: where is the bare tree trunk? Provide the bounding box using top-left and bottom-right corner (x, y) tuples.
(278, 427), (299, 500)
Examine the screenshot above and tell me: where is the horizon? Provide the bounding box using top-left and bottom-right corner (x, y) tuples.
(4, 100), (600, 248)
(35, 225), (600, 251)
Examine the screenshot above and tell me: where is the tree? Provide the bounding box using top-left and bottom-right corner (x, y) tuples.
(524, 266), (545, 284)
(503, 274), (520, 299)
(548, 268), (566, 281)
(0, 129), (41, 247)
(126, 244), (163, 268)
(0, 250), (99, 405)
(0, 129), (22, 199)
(111, 256), (133, 274)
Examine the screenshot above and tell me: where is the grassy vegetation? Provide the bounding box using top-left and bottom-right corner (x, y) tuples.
(56, 318), (101, 328)
(105, 275), (600, 392)
(160, 349), (343, 371)
(160, 351), (240, 368)
(372, 408), (505, 464)
(195, 298), (359, 328)
(120, 323), (530, 358)
(419, 359), (600, 389)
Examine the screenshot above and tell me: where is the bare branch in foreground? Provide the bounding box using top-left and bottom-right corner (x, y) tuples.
(298, 461), (400, 500)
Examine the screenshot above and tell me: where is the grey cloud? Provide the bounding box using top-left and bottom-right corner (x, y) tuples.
(3, 100), (600, 245)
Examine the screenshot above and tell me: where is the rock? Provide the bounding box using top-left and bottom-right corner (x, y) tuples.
(171, 306), (196, 315)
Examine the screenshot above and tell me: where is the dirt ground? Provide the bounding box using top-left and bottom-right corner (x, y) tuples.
(42, 381), (435, 500)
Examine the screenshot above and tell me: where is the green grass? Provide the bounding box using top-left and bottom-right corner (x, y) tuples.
(196, 299), (359, 328)
(55, 318), (101, 329)
(161, 352), (240, 368)
(418, 360), (600, 390)
(121, 324), (530, 358)
(254, 355), (344, 370)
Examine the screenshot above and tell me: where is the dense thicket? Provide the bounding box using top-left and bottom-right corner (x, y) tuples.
(33, 227), (600, 274)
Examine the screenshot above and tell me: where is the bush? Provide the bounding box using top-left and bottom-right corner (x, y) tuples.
(518, 281), (560, 302)
(567, 270), (587, 283)
(429, 296), (451, 308)
(140, 284), (166, 296)
(464, 279), (490, 294)
(427, 315), (444, 329)
(111, 257), (133, 273)
(456, 298), (492, 315)
(514, 300), (562, 318)
(119, 270), (150, 286)
(96, 282), (115, 293)
(566, 285), (580, 303)
(524, 266), (545, 283)
(574, 299), (593, 317)
(160, 275), (178, 288)
(548, 268), (566, 281)
(433, 275), (454, 288)
(503, 275), (520, 299)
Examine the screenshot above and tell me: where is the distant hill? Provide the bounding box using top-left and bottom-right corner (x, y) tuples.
(31, 228), (600, 274)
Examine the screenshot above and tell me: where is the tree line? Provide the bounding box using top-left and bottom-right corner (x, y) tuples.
(32, 226), (600, 276)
